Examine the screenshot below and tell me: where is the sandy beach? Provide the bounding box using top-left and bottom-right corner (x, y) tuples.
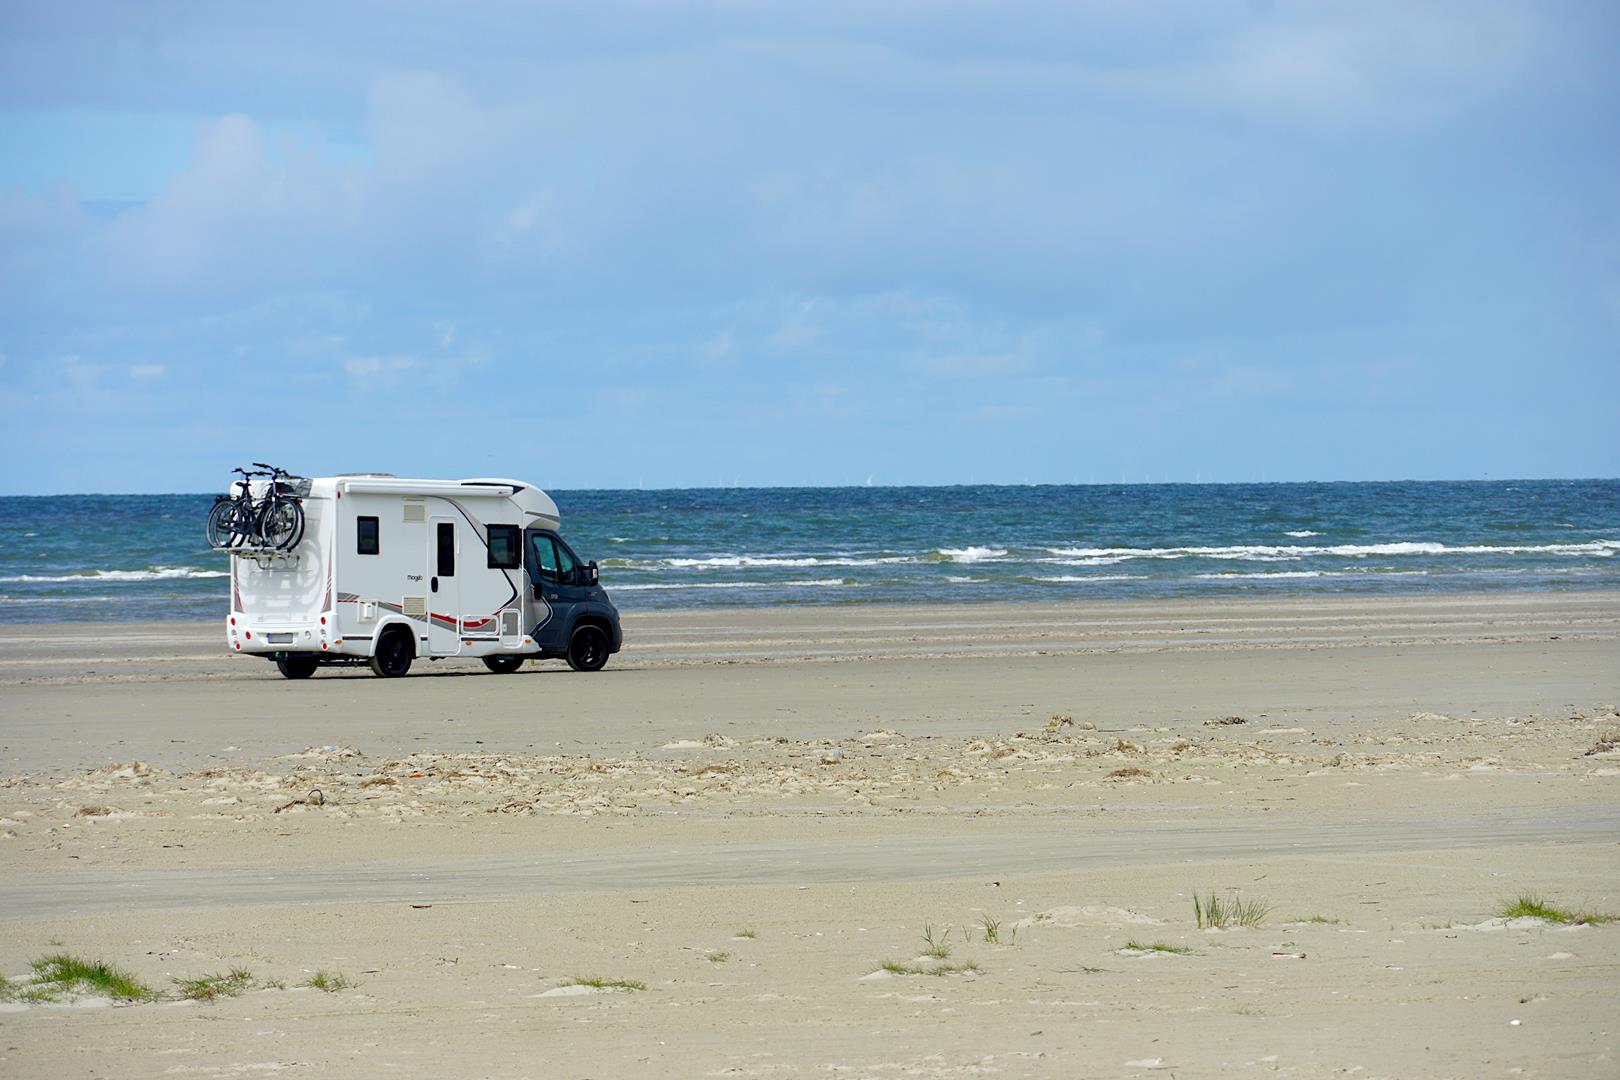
(1, 591), (1618, 1078)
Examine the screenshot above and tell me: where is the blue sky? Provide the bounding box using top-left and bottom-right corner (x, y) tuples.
(1, 1), (1616, 494)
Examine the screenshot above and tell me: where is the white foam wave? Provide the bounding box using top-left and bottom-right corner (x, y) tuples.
(1041, 555), (1135, 567)
(1195, 570), (1325, 580)
(1044, 540), (1620, 562)
(935, 546), (1008, 563)
(1195, 569), (1436, 581)
(1285, 530), (1321, 538)
(657, 555), (908, 569)
(0, 567), (229, 584)
(1033, 574), (1151, 584)
(612, 578), (857, 591)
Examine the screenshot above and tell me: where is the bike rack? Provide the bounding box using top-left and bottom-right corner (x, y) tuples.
(228, 547), (303, 569)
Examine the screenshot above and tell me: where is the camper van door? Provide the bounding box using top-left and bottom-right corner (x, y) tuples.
(428, 516), (461, 654)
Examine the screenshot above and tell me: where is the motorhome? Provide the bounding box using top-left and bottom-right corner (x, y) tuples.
(221, 475), (622, 679)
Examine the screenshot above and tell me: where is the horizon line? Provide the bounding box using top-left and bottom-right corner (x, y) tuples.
(3, 476), (1617, 499)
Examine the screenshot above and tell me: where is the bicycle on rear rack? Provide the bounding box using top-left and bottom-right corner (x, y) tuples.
(205, 467), (262, 549)
(204, 463), (308, 551)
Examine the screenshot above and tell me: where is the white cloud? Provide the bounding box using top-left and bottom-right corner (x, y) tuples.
(343, 355), (420, 387)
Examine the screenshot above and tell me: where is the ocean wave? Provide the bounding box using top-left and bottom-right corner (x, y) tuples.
(1040, 555), (1136, 567)
(933, 546), (1009, 564)
(1032, 574), (1151, 584)
(0, 567), (229, 584)
(653, 554), (908, 569)
(1193, 569), (1439, 581)
(1044, 540), (1620, 562)
(612, 578), (858, 591)
(1285, 530), (1322, 538)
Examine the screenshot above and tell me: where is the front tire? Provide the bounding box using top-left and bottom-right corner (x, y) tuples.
(369, 628), (414, 678)
(566, 624), (610, 672)
(482, 655), (525, 674)
(275, 655), (320, 680)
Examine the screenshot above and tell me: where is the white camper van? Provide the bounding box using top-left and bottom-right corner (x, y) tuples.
(219, 474), (622, 679)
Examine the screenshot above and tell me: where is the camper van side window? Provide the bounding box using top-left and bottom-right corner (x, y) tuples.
(487, 525), (520, 570)
(437, 522), (455, 577)
(357, 516), (380, 555)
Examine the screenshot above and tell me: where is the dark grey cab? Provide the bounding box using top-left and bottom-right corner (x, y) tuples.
(525, 528), (622, 671)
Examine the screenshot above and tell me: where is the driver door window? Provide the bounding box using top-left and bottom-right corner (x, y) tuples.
(529, 533), (560, 583)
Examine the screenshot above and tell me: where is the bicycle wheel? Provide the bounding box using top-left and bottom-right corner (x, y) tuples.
(256, 497), (305, 550)
(205, 499), (235, 548)
(219, 499), (256, 548)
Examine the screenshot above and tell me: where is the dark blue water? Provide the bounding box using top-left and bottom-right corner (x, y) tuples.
(1, 481), (1616, 622)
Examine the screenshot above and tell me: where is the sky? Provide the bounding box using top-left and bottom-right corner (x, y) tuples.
(0, 1), (1616, 494)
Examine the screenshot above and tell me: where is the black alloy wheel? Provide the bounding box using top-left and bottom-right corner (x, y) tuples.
(566, 624), (610, 672)
(369, 628), (414, 678)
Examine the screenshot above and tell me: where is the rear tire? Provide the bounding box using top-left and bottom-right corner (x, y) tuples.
(275, 655), (320, 680)
(565, 624), (610, 672)
(482, 656), (525, 674)
(369, 628), (414, 678)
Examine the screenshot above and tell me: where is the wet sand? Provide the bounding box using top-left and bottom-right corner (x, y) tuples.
(1, 592), (1618, 1078)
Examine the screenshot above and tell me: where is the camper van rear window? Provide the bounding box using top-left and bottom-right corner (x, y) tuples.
(487, 524), (521, 570)
(357, 516), (380, 555)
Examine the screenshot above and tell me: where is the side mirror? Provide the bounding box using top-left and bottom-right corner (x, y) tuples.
(587, 561), (599, 585)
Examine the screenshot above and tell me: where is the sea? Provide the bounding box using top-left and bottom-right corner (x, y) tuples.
(1, 480), (1616, 623)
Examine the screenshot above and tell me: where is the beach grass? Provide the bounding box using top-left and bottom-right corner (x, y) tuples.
(877, 959), (981, 977)
(920, 924), (951, 959)
(705, 951), (730, 963)
(563, 975), (646, 992)
(734, 929), (757, 940)
(302, 970), (356, 992)
(1194, 891), (1272, 929)
(978, 914), (1017, 946)
(174, 968), (256, 1002)
(1499, 894), (1618, 926)
(26, 954), (157, 1002)
(1288, 914), (1341, 925)
(1123, 940), (1194, 955)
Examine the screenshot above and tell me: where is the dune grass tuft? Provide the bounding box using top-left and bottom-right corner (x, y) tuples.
(1288, 914), (1341, 925)
(173, 968), (256, 1002)
(563, 975), (646, 992)
(920, 924), (951, 959)
(877, 958), (981, 977)
(302, 970), (355, 993)
(27, 954), (157, 1002)
(978, 914), (1017, 946)
(1194, 891), (1272, 929)
(734, 929), (757, 940)
(1123, 939), (1194, 956)
(1499, 894), (1617, 926)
